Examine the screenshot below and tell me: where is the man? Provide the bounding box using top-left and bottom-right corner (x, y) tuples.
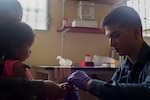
(67, 6), (150, 100)
(0, 0), (23, 25)
(0, 0), (69, 100)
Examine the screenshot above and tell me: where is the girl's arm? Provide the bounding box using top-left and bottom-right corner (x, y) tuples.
(13, 62), (29, 79)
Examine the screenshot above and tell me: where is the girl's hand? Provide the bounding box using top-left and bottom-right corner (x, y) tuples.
(44, 80), (62, 100)
(60, 82), (80, 100)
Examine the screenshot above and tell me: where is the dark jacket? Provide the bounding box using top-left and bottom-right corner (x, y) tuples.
(0, 77), (44, 100)
(89, 42), (150, 100)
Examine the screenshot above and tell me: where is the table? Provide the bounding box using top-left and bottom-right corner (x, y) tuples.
(33, 66), (117, 100)
(33, 66), (116, 81)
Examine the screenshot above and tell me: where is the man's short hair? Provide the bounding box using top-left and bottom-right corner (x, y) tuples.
(102, 6), (142, 30)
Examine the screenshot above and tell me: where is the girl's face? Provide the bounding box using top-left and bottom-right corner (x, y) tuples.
(14, 37), (34, 61)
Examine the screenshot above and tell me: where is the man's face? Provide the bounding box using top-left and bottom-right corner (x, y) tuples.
(0, 1), (23, 26)
(0, 6), (5, 25)
(8, 8), (23, 20)
(104, 24), (136, 56)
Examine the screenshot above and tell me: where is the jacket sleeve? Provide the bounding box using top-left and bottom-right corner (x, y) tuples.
(0, 76), (45, 100)
(89, 79), (150, 100)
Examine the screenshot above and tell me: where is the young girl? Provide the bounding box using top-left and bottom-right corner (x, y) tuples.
(0, 19), (80, 100)
(0, 19), (34, 80)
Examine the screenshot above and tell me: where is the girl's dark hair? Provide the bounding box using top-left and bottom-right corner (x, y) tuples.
(0, 19), (34, 75)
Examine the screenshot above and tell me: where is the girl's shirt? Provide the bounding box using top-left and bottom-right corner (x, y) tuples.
(3, 60), (33, 80)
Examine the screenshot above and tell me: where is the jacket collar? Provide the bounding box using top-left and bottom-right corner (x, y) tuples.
(124, 41), (150, 66)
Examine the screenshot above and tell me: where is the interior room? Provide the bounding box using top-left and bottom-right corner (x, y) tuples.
(24, 0), (123, 73)
(14, 0), (150, 99)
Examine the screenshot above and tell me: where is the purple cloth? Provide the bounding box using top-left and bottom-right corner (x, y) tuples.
(64, 88), (80, 100)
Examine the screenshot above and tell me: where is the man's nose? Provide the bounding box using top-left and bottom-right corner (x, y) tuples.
(109, 38), (115, 47)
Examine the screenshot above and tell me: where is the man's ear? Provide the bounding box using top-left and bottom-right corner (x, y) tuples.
(134, 26), (141, 36)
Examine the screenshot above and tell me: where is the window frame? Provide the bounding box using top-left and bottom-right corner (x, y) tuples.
(18, 0), (51, 32)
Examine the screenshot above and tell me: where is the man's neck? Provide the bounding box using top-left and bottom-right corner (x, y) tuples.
(128, 41), (144, 64)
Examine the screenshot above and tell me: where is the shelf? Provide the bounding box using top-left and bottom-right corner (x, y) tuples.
(66, 0), (126, 5)
(57, 26), (104, 34)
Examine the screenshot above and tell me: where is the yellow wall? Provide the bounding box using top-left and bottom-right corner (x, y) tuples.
(25, 0), (114, 72)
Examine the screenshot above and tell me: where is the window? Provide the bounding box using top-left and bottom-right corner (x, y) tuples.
(18, 0), (50, 31)
(127, 0), (150, 36)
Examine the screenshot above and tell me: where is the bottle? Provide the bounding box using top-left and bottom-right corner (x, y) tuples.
(62, 18), (68, 27)
(85, 54), (91, 62)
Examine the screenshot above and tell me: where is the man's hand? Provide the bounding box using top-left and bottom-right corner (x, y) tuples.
(67, 70), (91, 91)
